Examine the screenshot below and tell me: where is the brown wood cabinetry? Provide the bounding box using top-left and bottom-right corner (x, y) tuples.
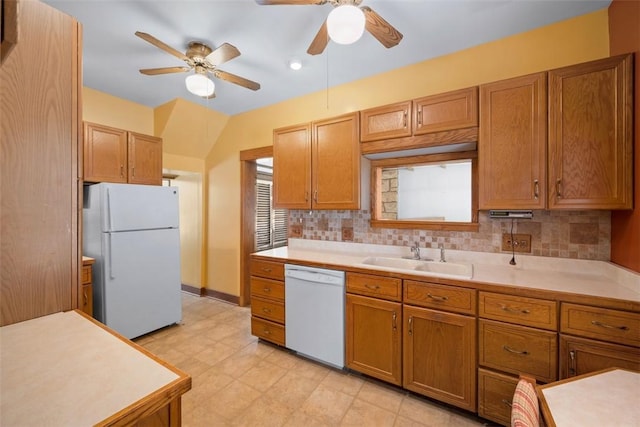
(84, 122), (163, 185)
(360, 87), (478, 155)
(80, 258), (94, 317)
(273, 113), (360, 210)
(249, 258), (286, 346)
(345, 273), (402, 385)
(548, 53), (633, 209)
(479, 73), (547, 209)
(559, 302), (640, 379)
(1, 0), (81, 326)
(477, 368), (520, 426)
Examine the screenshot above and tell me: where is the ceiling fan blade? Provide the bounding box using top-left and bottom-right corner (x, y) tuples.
(139, 66), (191, 75)
(361, 6), (403, 48)
(135, 31), (190, 62)
(205, 43), (241, 67)
(307, 19), (329, 55)
(255, 0), (325, 5)
(213, 70), (261, 91)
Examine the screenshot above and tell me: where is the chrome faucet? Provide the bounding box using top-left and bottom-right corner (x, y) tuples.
(411, 242), (421, 260)
(439, 244), (446, 262)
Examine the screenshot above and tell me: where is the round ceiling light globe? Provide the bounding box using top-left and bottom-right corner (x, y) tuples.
(326, 5), (365, 45)
(185, 73), (215, 97)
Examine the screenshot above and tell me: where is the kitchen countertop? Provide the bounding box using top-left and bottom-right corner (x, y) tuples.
(254, 239), (640, 304)
(0, 310), (191, 426)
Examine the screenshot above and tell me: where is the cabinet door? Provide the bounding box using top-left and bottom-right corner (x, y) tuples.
(84, 122), (128, 183)
(414, 87), (478, 136)
(346, 294), (402, 385)
(548, 54), (633, 209)
(360, 101), (412, 142)
(128, 132), (163, 185)
(479, 73), (547, 209)
(559, 335), (640, 379)
(273, 123), (312, 209)
(312, 113), (360, 209)
(403, 305), (477, 411)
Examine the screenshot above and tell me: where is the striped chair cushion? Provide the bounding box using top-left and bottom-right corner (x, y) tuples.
(511, 379), (540, 427)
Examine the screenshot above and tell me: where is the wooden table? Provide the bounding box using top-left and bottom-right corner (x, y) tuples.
(537, 368), (640, 427)
(0, 310), (191, 426)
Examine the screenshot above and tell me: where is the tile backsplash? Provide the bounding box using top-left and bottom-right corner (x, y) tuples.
(289, 210), (611, 260)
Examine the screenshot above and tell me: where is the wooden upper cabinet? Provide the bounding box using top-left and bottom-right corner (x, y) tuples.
(548, 53), (633, 210)
(413, 87), (478, 135)
(273, 113), (360, 210)
(84, 122), (163, 185)
(360, 101), (412, 142)
(84, 122), (128, 183)
(479, 73), (547, 209)
(273, 123), (312, 209)
(128, 132), (163, 185)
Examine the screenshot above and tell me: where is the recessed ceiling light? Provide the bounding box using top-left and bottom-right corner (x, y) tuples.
(288, 58), (302, 71)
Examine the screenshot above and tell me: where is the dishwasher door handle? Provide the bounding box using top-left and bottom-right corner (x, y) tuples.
(285, 269), (342, 285)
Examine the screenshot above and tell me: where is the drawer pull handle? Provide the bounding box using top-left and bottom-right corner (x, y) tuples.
(364, 284), (380, 290)
(262, 307), (272, 314)
(591, 320), (629, 331)
(83, 291), (88, 305)
(501, 399), (513, 408)
(261, 268), (272, 273)
(500, 305), (530, 315)
(392, 311), (397, 331)
(427, 294), (448, 302)
(263, 329), (271, 335)
(263, 287), (271, 292)
(503, 345), (529, 355)
(408, 316), (413, 335)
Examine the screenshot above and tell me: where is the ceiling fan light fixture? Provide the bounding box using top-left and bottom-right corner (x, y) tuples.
(288, 58), (302, 71)
(326, 4), (365, 45)
(185, 73), (215, 97)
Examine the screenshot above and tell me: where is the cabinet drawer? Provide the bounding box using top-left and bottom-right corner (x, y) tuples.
(251, 297), (285, 324)
(250, 277), (285, 301)
(81, 266), (92, 285)
(346, 272), (402, 301)
(559, 334), (640, 379)
(479, 292), (557, 331)
(404, 280), (476, 315)
(477, 368), (519, 427)
(479, 319), (557, 383)
(250, 259), (284, 281)
(561, 303), (640, 348)
(251, 317), (285, 346)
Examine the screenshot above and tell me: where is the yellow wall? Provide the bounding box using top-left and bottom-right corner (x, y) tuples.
(83, 87), (154, 134)
(205, 9), (610, 297)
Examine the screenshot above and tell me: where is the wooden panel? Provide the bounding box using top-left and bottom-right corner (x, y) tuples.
(479, 319), (557, 383)
(403, 305), (477, 411)
(479, 291), (557, 331)
(559, 334), (640, 378)
(548, 54), (633, 209)
(128, 132), (163, 185)
(0, 0), (80, 326)
(477, 368), (519, 427)
(82, 266), (92, 285)
(273, 123), (311, 209)
(346, 294), (402, 385)
(360, 101), (412, 142)
(251, 316), (285, 346)
(360, 127), (479, 155)
(249, 258), (284, 280)
(479, 73), (547, 209)
(80, 283), (93, 317)
(404, 280), (476, 315)
(251, 296), (285, 324)
(346, 272), (402, 301)
(560, 303), (640, 347)
(413, 87), (478, 135)
(84, 122), (128, 183)
(312, 112), (361, 209)
(250, 277), (284, 301)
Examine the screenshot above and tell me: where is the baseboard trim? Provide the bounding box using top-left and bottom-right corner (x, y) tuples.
(181, 284), (203, 296)
(202, 288), (240, 305)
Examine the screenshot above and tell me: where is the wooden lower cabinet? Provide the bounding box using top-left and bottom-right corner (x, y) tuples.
(559, 334), (640, 378)
(346, 293), (402, 385)
(403, 305), (477, 411)
(477, 368), (519, 426)
(80, 258), (95, 317)
(249, 258), (286, 346)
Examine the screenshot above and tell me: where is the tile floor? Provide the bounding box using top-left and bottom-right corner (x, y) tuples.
(135, 293), (494, 427)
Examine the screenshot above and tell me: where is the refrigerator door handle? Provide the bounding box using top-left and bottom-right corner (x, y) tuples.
(108, 232), (115, 279)
(106, 188), (113, 232)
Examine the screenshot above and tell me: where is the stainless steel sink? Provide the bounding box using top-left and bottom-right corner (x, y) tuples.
(360, 256), (473, 279)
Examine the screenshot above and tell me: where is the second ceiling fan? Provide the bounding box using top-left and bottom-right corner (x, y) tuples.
(256, 0), (403, 55)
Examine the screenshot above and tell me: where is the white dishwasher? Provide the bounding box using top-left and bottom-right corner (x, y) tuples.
(285, 264), (345, 369)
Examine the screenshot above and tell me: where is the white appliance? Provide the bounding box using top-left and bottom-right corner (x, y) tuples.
(285, 264), (345, 368)
(83, 183), (182, 339)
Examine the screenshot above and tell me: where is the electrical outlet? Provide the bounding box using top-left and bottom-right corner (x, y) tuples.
(290, 224), (302, 238)
(342, 227), (354, 241)
(502, 233), (532, 253)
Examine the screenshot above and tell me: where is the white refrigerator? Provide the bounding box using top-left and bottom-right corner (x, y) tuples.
(83, 183), (182, 339)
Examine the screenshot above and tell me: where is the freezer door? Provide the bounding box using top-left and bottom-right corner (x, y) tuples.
(97, 183), (179, 232)
(100, 228), (181, 339)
